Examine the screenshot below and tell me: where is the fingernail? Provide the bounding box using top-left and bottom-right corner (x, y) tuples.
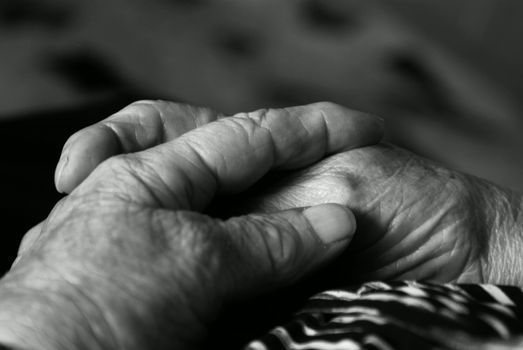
(303, 204), (356, 245)
(55, 155), (68, 193)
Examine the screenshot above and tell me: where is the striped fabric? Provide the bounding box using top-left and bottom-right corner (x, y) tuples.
(246, 281), (523, 350)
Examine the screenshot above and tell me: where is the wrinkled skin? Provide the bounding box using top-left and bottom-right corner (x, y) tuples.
(4, 100), (521, 350)
(0, 102), (379, 350)
(51, 100), (522, 286)
(218, 143), (489, 283)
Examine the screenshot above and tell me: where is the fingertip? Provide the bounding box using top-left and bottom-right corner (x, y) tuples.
(54, 154), (68, 193)
(303, 203), (356, 246)
(55, 154), (85, 194)
(55, 126), (121, 194)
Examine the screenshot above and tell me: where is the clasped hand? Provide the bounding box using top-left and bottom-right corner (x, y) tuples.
(0, 101), (521, 350)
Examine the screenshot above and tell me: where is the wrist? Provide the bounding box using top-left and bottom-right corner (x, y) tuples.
(475, 178), (523, 286)
(0, 269), (112, 350)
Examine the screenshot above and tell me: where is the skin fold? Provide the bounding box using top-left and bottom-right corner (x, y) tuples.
(0, 102), (380, 350)
(52, 100), (523, 285)
(1, 101), (522, 350)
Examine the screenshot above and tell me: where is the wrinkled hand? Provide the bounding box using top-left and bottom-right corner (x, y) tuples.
(227, 144), (491, 283)
(0, 102), (383, 350)
(55, 101), (523, 287)
(215, 144), (523, 287)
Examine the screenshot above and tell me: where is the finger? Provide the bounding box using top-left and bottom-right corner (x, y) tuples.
(218, 203), (356, 298)
(93, 102), (383, 210)
(55, 100), (223, 194)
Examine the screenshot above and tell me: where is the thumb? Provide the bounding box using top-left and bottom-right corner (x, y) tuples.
(219, 203), (356, 299)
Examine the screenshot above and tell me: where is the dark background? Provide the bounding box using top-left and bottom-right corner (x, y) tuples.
(0, 96), (139, 272)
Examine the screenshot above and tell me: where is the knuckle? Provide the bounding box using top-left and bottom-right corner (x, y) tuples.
(232, 108), (271, 129)
(245, 107), (271, 124)
(309, 101), (346, 119)
(312, 101), (378, 125)
(120, 100), (175, 122)
(127, 99), (169, 110)
(125, 101), (162, 120)
(311, 101), (341, 112)
(119, 100), (156, 116)
(235, 107), (285, 129)
(220, 113), (269, 145)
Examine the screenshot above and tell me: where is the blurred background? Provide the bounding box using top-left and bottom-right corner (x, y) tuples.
(2, 0), (523, 272)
